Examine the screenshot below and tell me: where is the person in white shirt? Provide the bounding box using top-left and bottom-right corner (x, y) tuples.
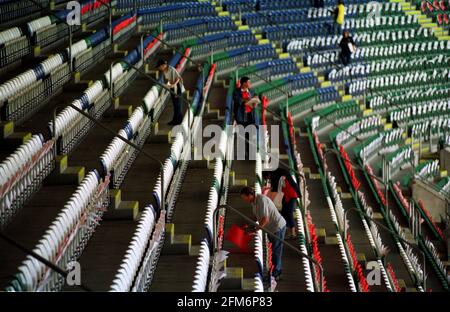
(240, 186), (286, 280)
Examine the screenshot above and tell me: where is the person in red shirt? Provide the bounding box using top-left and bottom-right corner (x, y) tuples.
(263, 168), (301, 239)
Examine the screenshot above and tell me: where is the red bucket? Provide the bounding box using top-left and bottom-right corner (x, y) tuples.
(225, 224), (252, 253)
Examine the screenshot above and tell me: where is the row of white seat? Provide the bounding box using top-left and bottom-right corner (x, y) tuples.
(0, 27), (29, 68)
(102, 53), (188, 190)
(324, 137), (403, 291)
(306, 3), (402, 18)
(3, 42), (185, 292)
(0, 134), (54, 229)
(344, 14), (418, 29)
(6, 170), (110, 291)
(193, 125), (232, 292)
(110, 205), (157, 292)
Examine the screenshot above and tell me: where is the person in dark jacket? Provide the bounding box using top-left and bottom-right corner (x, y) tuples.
(339, 31), (356, 66)
(263, 168), (302, 239)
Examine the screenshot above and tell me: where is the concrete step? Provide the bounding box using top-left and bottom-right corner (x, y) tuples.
(317, 228), (327, 244)
(55, 155), (68, 173)
(114, 99), (133, 117)
(204, 109), (221, 120)
(162, 223), (192, 255)
(0, 121), (14, 139)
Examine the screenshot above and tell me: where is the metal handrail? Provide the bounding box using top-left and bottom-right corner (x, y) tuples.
(233, 65), (308, 212)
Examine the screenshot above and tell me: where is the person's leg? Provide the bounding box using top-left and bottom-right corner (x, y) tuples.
(270, 226), (286, 278)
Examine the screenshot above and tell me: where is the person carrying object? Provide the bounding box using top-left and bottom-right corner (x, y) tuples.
(262, 168), (301, 240)
(339, 30), (356, 66)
